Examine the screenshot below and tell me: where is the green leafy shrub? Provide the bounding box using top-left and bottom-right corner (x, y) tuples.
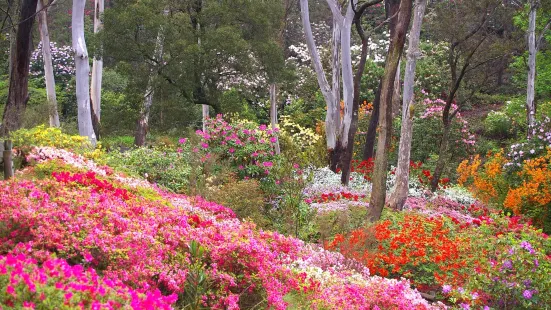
(314, 205), (369, 242)
(484, 111), (513, 138)
(451, 219), (551, 309)
(105, 147), (191, 192)
(205, 178), (269, 228)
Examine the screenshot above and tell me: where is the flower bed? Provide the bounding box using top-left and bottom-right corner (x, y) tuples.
(0, 147), (442, 309)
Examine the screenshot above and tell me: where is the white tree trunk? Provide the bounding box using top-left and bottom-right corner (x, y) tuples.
(37, 0), (60, 127)
(339, 1), (355, 147)
(300, 0), (339, 150)
(331, 17), (341, 143)
(389, 0), (427, 210)
(392, 59), (401, 117)
(527, 0), (537, 131)
(269, 83), (281, 154)
(72, 0), (96, 145)
(202, 104), (209, 132)
(91, 0), (104, 122)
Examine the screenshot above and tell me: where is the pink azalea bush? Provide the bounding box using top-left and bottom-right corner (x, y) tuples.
(192, 115), (280, 178)
(0, 245), (176, 309)
(0, 146), (443, 309)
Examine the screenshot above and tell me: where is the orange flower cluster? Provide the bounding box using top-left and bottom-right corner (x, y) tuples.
(326, 214), (471, 289)
(457, 151), (507, 203)
(504, 151), (551, 216)
(458, 149), (551, 230)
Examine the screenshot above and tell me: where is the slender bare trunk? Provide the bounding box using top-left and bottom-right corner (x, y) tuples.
(1, 0), (39, 136)
(392, 59), (401, 117)
(430, 123), (450, 191)
(368, 0), (413, 222)
(72, 0), (96, 145)
(341, 12), (369, 184)
(202, 104), (209, 132)
(363, 80), (381, 160)
(526, 0), (537, 132)
(339, 2), (354, 148)
(269, 83), (281, 154)
(389, 0), (427, 210)
(37, 0), (60, 127)
(300, 0), (342, 168)
(134, 10), (168, 146)
(91, 0), (104, 136)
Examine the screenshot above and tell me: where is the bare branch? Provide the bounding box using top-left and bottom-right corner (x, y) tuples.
(536, 16), (551, 50)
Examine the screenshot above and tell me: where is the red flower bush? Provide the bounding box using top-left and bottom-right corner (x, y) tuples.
(326, 213), (472, 291)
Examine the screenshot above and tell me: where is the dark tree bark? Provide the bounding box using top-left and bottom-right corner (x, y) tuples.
(90, 100), (101, 140)
(362, 79), (381, 160)
(1, 0), (39, 136)
(362, 0), (399, 161)
(368, 0), (413, 222)
(341, 0), (384, 185)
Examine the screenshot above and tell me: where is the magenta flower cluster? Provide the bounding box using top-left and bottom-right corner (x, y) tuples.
(0, 244), (176, 309)
(192, 115), (279, 177)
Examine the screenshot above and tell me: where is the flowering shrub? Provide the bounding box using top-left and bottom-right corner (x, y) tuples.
(503, 150), (551, 231)
(0, 147), (443, 309)
(278, 116), (326, 167)
(11, 126), (96, 158)
(29, 42), (75, 84)
(506, 117), (551, 168)
(0, 247), (176, 309)
(193, 115), (280, 178)
(457, 150), (510, 204)
(444, 220), (551, 309)
(327, 212), (472, 292)
(458, 149), (551, 233)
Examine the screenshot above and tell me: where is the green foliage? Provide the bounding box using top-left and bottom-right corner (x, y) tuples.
(459, 222), (551, 309)
(415, 41), (450, 95)
(411, 117), (470, 179)
(218, 89), (259, 122)
(314, 205), (369, 242)
(280, 95), (325, 129)
(105, 147), (191, 192)
(204, 178), (269, 228)
(484, 111), (513, 138)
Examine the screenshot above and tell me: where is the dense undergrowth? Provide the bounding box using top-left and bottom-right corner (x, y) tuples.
(1, 122), (550, 309)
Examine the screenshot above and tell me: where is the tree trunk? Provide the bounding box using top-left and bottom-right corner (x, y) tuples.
(134, 9), (168, 146)
(388, 0), (427, 210)
(526, 0), (537, 132)
(91, 0), (104, 135)
(300, 0), (340, 167)
(430, 123), (450, 191)
(341, 14), (370, 185)
(328, 16), (342, 171)
(0, 0), (39, 136)
(37, 0), (60, 128)
(339, 1), (355, 148)
(269, 83), (281, 154)
(72, 0), (96, 145)
(202, 104), (209, 132)
(392, 59), (401, 117)
(368, 0), (413, 222)
(362, 80), (381, 160)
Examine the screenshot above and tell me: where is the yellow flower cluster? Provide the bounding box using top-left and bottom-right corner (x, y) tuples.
(279, 116), (321, 149)
(10, 125), (102, 159)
